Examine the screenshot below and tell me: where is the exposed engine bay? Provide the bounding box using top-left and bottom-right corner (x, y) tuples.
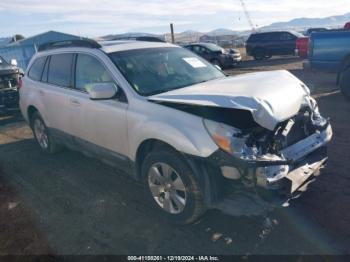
(0, 58), (21, 114)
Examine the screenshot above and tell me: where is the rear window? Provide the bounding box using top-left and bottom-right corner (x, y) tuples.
(28, 57), (46, 81)
(47, 54), (74, 87)
(249, 32), (296, 41)
(248, 33), (271, 41)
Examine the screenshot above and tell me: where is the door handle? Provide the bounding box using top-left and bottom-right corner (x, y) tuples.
(70, 98), (81, 107)
(39, 90), (45, 96)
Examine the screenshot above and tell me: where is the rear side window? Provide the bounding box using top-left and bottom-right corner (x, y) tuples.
(248, 33), (269, 41)
(28, 57), (46, 81)
(48, 54), (74, 87)
(280, 32), (295, 41)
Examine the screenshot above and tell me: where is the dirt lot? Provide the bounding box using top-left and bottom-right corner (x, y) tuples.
(0, 57), (349, 256)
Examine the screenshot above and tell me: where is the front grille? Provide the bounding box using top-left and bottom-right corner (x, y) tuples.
(0, 74), (18, 89)
(0, 90), (19, 108)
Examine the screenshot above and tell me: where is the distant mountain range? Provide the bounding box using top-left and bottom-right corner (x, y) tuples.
(0, 37), (11, 47)
(155, 12), (350, 42)
(102, 12), (349, 42)
(206, 28), (239, 36)
(261, 12), (350, 30)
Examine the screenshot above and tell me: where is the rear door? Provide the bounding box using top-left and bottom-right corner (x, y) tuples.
(40, 53), (75, 137)
(265, 32), (282, 55)
(278, 32), (297, 55)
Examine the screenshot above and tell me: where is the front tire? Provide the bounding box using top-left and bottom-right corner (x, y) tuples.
(211, 59), (222, 69)
(141, 148), (206, 224)
(30, 112), (62, 154)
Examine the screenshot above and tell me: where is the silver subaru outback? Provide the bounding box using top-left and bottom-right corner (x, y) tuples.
(20, 39), (332, 224)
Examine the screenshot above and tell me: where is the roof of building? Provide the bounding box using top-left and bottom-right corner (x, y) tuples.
(6, 31), (81, 47)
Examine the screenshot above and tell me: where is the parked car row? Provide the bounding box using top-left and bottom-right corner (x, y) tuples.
(243, 23), (350, 100)
(306, 28), (350, 100)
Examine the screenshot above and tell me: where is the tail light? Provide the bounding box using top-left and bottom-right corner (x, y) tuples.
(18, 78), (23, 90)
(308, 39), (314, 58)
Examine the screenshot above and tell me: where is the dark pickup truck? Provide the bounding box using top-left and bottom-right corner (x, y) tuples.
(308, 30), (350, 99)
(0, 56), (22, 114)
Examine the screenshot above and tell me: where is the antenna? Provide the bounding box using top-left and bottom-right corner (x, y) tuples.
(239, 0), (257, 32)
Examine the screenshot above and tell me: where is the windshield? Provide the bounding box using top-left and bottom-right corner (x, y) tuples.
(201, 43), (224, 52)
(290, 31), (305, 38)
(109, 47), (225, 96)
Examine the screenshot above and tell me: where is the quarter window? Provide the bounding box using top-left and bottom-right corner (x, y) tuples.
(192, 46), (208, 55)
(75, 54), (113, 92)
(48, 54), (74, 87)
(28, 57), (46, 81)
(280, 33), (294, 41)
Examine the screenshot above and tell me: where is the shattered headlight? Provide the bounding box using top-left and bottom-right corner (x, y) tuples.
(203, 119), (257, 159)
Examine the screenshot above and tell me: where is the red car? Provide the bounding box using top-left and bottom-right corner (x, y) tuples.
(344, 22), (350, 30)
(296, 37), (309, 58)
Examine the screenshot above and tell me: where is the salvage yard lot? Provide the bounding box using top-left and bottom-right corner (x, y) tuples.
(0, 57), (350, 255)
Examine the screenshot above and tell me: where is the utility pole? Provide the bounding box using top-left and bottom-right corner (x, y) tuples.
(170, 23), (175, 44)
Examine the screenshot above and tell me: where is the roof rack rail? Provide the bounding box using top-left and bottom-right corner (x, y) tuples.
(38, 38), (102, 52)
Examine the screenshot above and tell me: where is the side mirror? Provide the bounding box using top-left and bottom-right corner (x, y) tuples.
(10, 59), (18, 66)
(87, 82), (117, 100)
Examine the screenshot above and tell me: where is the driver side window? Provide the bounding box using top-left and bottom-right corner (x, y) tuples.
(75, 54), (113, 92)
(192, 46), (207, 55)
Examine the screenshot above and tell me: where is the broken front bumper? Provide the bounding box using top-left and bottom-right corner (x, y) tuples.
(259, 123), (332, 194)
(209, 123), (332, 199)
(0, 88), (19, 113)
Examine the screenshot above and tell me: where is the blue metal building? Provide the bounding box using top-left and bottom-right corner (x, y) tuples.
(0, 31), (81, 70)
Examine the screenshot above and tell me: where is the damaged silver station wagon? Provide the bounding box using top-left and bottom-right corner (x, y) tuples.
(20, 40), (332, 224)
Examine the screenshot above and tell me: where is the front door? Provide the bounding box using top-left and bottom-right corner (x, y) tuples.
(67, 53), (129, 160)
(279, 32), (297, 55)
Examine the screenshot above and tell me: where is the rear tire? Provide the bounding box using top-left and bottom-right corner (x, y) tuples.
(141, 148), (206, 224)
(253, 48), (266, 61)
(30, 112), (63, 154)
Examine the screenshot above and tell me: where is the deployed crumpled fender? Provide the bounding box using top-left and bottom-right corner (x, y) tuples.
(149, 70), (310, 130)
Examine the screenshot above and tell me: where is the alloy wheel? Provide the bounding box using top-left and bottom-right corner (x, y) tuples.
(148, 162), (187, 214)
(34, 118), (49, 150)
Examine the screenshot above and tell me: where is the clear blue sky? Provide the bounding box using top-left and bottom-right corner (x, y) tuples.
(0, 0), (349, 37)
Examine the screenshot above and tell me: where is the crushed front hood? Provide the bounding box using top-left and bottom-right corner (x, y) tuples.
(149, 70), (309, 130)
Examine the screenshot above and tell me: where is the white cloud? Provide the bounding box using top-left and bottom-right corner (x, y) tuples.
(0, 0), (349, 36)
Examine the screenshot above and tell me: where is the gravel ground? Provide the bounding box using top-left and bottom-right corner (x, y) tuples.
(0, 58), (349, 256)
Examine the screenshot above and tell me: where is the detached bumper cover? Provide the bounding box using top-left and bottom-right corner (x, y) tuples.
(281, 124), (332, 162)
(208, 123), (332, 204)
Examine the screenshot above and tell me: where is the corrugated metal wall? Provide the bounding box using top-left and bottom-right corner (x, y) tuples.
(0, 31), (80, 70)
(0, 45), (36, 69)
